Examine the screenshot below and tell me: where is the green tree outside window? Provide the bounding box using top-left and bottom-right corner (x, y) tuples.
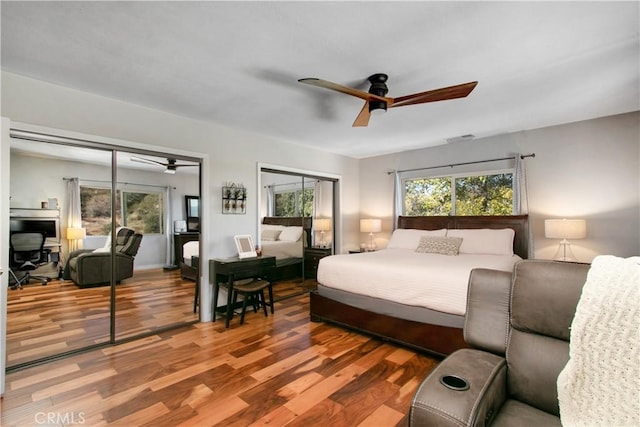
(404, 172), (513, 216)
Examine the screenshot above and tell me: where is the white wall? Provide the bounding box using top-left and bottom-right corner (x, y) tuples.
(359, 112), (640, 262)
(0, 71), (361, 322)
(1, 71), (360, 252)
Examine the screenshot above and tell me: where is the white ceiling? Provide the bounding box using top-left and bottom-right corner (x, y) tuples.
(2, 1), (638, 159)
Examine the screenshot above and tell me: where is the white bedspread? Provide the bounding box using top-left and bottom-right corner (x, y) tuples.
(182, 241), (199, 265)
(261, 240), (303, 260)
(317, 249), (521, 315)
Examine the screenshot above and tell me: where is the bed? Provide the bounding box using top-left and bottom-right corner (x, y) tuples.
(176, 217), (311, 283)
(310, 215), (529, 357)
(180, 240), (200, 281)
(261, 216), (312, 281)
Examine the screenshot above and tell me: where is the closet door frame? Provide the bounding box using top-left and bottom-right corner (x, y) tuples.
(5, 127), (204, 371)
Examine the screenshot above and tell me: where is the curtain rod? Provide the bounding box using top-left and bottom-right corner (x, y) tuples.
(387, 153), (535, 175)
(264, 179), (320, 188)
(63, 177), (174, 190)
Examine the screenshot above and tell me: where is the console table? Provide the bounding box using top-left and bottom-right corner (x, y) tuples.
(209, 255), (276, 328)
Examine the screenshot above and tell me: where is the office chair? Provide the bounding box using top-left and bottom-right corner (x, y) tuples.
(9, 232), (51, 289)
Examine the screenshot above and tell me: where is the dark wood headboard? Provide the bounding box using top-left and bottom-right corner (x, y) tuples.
(262, 216), (313, 246)
(397, 215), (529, 259)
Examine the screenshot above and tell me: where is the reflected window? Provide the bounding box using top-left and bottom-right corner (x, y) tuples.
(80, 185), (164, 235)
(274, 188), (314, 217)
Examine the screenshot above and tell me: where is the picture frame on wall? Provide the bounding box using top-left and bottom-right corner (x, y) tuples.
(222, 184), (246, 214)
(185, 195), (200, 231)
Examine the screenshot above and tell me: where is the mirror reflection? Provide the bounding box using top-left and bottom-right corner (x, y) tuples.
(259, 170), (335, 300)
(6, 137), (201, 369)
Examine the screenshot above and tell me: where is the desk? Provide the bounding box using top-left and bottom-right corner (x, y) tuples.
(209, 255), (276, 328)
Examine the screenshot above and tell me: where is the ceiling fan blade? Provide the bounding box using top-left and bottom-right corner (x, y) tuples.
(130, 156), (165, 166)
(174, 164), (199, 168)
(352, 102), (371, 127)
(299, 78), (392, 103)
(390, 81), (478, 108)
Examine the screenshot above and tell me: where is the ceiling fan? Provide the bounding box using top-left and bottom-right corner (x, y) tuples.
(130, 156), (198, 174)
(298, 73), (478, 127)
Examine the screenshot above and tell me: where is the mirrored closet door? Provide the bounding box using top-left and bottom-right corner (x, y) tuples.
(259, 168), (336, 299)
(114, 151), (200, 340)
(6, 133), (201, 370)
(7, 140), (114, 368)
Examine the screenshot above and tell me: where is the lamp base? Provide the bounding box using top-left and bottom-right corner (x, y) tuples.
(368, 232), (377, 251)
(552, 240), (578, 262)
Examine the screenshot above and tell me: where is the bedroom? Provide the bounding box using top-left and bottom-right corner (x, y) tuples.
(0, 1), (638, 424)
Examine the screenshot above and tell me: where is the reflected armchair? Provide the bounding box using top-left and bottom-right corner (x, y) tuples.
(64, 227), (142, 288)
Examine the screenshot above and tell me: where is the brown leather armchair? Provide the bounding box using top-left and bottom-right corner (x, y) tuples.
(409, 260), (590, 426)
(64, 228), (143, 288)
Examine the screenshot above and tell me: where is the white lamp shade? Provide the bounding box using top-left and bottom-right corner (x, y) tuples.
(314, 218), (332, 232)
(360, 218), (382, 233)
(544, 219), (586, 240)
(66, 227), (86, 240)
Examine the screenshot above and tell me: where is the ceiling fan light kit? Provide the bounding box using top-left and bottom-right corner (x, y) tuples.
(367, 73), (389, 114)
(298, 73), (478, 127)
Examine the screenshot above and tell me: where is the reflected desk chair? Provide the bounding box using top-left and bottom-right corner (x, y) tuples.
(9, 232), (51, 289)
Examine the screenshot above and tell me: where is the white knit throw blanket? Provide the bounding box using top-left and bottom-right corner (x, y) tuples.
(557, 255), (640, 427)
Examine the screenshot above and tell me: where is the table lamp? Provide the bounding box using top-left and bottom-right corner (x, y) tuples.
(544, 219), (586, 262)
(360, 218), (382, 251)
(314, 218), (332, 248)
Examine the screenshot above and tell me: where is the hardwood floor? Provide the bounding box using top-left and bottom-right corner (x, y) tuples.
(1, 284), (440, 426)
(6, 269), (198, 368)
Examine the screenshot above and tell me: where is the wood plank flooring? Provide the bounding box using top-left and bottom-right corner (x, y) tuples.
(6, 269), (199, 367)
(1, 285), (440, 426)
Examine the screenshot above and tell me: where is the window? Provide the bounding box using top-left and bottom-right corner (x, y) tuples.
(274, 188), (314, 217)
(80, 186), (164, 235)
(403, 171), (513, 216)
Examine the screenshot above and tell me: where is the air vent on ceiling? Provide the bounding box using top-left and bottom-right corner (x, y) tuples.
(446, 134), (475, 144)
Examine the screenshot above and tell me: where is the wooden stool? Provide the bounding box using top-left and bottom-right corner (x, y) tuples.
(231, 279), (273, 324)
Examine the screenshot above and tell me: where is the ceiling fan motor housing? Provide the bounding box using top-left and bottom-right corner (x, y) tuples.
(368, 73), (389, 113)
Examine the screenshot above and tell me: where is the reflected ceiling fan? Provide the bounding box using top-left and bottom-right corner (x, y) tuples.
(298, 73), (478, 127)
(130, 156), (197, 174)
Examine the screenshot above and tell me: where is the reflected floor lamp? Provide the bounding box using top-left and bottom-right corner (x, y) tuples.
(65, 227), (86, 252)
(545, 219), (586, 262)
(360, 218), (382, 251)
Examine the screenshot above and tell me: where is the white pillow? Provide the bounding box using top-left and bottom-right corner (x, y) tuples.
(261, 229), (282, 241)
(279, 226), (304, 242)
(387, 228), (447, 250)
(446, 228), (515, 255)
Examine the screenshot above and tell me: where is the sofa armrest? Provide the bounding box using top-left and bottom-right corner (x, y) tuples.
(63, 249), (94, 279)
(73, 252), (133, 285)
(409, 349), (507, 427)
(464, 268), (512, 355)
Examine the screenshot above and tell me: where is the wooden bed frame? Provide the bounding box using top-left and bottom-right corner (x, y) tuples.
(310, 215), (529, 357)
(262, 216), (312, 282)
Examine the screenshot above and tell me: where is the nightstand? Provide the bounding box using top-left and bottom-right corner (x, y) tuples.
(304, 247), (332, 279)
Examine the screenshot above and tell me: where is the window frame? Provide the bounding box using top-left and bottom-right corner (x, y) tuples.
(401, 168), (515, 216)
